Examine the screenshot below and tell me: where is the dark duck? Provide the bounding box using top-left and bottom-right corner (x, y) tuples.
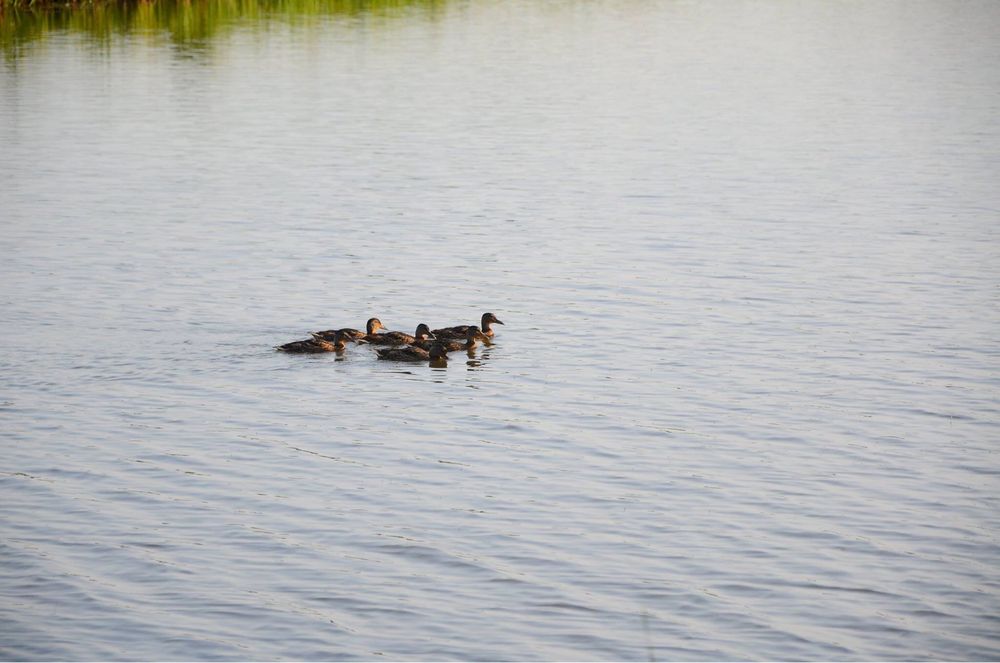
(415, 326), (488, 353)
(433, 312), (504, 340)
(369, 323), (436, 346)
(376, 341), (449, 363)
(314, 317), (382, 343)
(277, 329), (351, 354)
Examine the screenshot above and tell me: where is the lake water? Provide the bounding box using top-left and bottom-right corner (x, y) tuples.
(1, 0), (999, 659)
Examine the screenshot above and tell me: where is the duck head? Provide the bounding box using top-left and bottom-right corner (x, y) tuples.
(414, 323), (435, 341)
(482, 312), (504, 328)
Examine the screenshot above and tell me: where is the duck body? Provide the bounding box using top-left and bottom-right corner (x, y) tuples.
(368, 323), (435, 346)
(375, 346), (430, 362)
(278, 329), (351, 354)
(415, 326), (488, 352)
(376, 342), (448, 363)
(277, 337), (336, 353)
(315, 318), (382, 342)
(315, 331), (351, 352)
(313, 328), (365, 342)
(433, 312), (504, 340)
(366, 331), (410, 345)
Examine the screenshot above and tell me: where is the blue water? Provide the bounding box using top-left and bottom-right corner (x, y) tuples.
(1, 1), (999, 659)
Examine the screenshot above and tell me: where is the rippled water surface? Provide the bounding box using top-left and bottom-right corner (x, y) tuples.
(2, 1), (999, 659)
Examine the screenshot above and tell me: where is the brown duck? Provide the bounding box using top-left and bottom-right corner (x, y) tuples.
(277, 329), (351, 354)
(433, 312), (504, 340)
(314, 317), (382, 343)
(376, 341), (449, 362)
(415, 326), (488, 353)
(368, 323), (436, 346)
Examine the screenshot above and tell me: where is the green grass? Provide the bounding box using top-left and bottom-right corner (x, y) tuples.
(1, 0), (448, 56)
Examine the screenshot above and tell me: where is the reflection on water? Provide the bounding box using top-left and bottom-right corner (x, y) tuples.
(1, 0), (446, 57)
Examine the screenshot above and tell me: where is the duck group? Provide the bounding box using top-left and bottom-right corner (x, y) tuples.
(276, 312), (503, 365)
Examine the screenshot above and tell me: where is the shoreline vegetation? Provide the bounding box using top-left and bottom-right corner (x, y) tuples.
(0, 0), (442, 8)
(1, 0), (446, 55)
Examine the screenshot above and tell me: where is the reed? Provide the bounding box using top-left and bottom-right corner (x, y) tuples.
(1, 0), (447, 55)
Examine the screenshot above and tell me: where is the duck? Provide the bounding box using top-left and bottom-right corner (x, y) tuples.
(376, 341), (449, 363)
(368, 322), (436, 346)
(277, 329), (352, 354)
(314, 317), (382, 343)
(315, 330), (353, 352)
(339, 317), (413, 345)
(433, 312), (504, 340)
(414, 326), (488, 353)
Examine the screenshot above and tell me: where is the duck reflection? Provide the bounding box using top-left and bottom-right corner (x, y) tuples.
(465, 345), (495, 370)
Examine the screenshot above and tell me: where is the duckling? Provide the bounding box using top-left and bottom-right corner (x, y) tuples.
(369, 323), (435, 346)
(415, 326), (488, 353)
(314, 318), (382, 343)
(433, 312), (504, 340)
(375, 341), (448, 363)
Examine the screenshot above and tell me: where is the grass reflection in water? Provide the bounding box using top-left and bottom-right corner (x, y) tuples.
(1, 0), (447, 56)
